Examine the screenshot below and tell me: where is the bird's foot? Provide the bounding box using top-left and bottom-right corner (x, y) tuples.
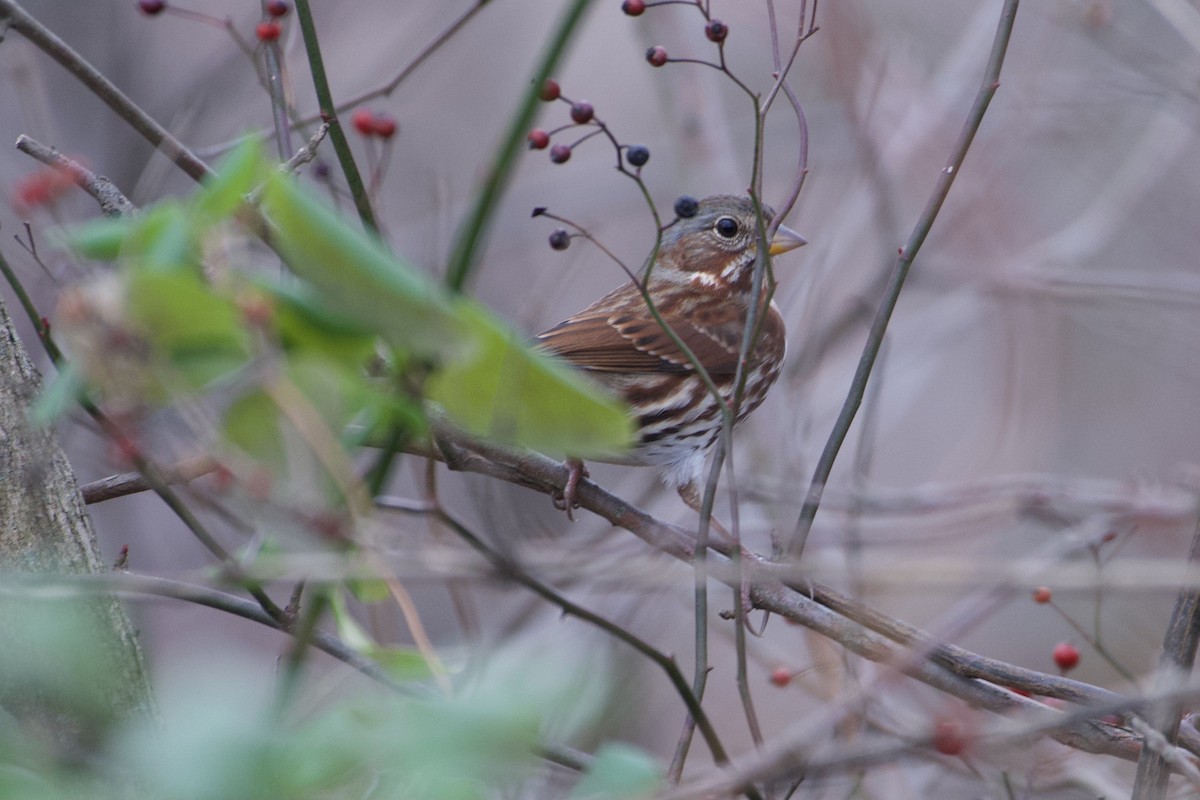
(551, 458), (588, 521)
(676, 482), (734, 542)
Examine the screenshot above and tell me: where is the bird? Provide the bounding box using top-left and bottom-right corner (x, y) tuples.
(535, 195), (806, 517)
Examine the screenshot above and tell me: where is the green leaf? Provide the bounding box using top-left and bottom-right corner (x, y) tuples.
(362, 646), (436, 683)
(260, 166), (631, 456)
(61, 216), (134, 261)
(570, 744), (661, 799)
(262, 279), (379, 365)
(346, 577), (390, 604)
(260, 171), (468, 361)
(30, 362), (85, 426)
(223, 389), (284, 468)
(427, 304), (634, 457)
(124, 203), (200, 273)
(196, 136), (271, 221)
(126, 268), (250, 389)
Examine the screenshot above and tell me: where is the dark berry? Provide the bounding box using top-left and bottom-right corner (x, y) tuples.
(674, 195), (699, 218)
(527, 129), (550, 150)
(646, 45), (668, 67)
(622, 0), (646, 15)
(549, 229), (571, 251)
(549, 144), (572, 164)
(1052, 642), (1080, 672)
(705, 19), (729, 43)
(372, 114), (398, 139)
(625, 145), (650, 167)
(538, 79), (561, 102)
(570, 101), (594, 124)
(351, 108), (375, 137)
(266, 0), (289, 17)
(256, 21), (282, 41)
(138, 0), (166, 14)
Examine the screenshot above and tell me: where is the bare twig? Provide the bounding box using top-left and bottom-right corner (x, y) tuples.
(419, 424), (1167, 765)
(14, 135), (136, 217)
(787, 0), (1022, 560)
(0, 0), (211, 182)
(1132, 517), (1200, 798)
(280, 121), (330, 173)
(80, 456), (218, 504)
(0, 571), (403, 690)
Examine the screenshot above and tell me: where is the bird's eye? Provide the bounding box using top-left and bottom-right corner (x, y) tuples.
(714, 216), (739, 239)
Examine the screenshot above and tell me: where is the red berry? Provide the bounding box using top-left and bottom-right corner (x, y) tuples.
(549, 144), (571, 164)
(351, 108), (375, 137)
(256, 21), (281, 41)
(548, 229), (571, 251)
(1032, 586), (1052, 604)
(1053, 642), (1080, 672)
(210, 464), (235, 493)
(527, 129), (550, 150)
(11, 167), (74, 211)
(138, 0), (166, 14)
(932, 718), (967, 756)
(372, 114), (398, 139)
(646, 45), (668, 67)
(266, 0), (289, 17)
(705, 19), (729, 43)
(622, 0), (646, 15)
(538, 79), (561, 102)
(570, 101), (594, 124)
(768, 667), (792, 688)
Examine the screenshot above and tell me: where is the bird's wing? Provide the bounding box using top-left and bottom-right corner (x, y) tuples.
(535, 285), (744, 375)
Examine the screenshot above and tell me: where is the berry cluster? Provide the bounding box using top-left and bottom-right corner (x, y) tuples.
(530, 3), (734, 255)
(525, 79), (650, 174)
(257, 1), (289, 41)
(621, 0), (731, 68)
(350, 107), (398, 140)
(137, 1), (290, 42)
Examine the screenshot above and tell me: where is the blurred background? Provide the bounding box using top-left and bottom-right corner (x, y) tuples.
(2, 0), (1199, 796)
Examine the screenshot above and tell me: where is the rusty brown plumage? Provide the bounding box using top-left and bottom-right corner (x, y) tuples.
(536, 195), (805, 514)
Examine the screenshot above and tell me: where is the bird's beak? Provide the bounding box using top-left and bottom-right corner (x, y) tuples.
(768, 224), (807, 256)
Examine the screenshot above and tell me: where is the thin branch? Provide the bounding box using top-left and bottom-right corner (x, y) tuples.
(14, 135), (136, 217)
(1132, 516), (1200, 798)
(258, 0), (293, 162)
(80, 456), (217, 504)
(0, 0), (211, 182)
(378, 497), (741, 775)
(0, 571), (400, 689)
(787, 0), (1022, 560)
(418, 425), (1163, 761)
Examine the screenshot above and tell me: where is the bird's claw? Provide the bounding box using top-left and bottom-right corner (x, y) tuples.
(552, 459), (588, 521)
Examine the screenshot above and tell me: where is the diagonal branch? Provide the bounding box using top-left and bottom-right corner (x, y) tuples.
(0, 0), (212, 182)
(786, 0), (1022, 560)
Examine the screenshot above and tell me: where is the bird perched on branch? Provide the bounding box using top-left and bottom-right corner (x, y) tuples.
(536, 195), (806, 516)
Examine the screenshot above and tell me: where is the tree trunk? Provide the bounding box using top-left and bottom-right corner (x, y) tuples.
(0, 295), (153, 751)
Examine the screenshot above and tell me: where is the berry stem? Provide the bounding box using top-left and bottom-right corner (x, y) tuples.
(258, 1), (293, 161)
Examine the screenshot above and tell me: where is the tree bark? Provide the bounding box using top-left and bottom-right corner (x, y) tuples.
(0, 295), (153, 749)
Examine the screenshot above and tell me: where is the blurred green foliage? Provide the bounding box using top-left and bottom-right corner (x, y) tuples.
(53, 140), (633, 484)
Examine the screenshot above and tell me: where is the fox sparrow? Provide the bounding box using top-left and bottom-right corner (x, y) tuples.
(536, 195), (806, 515)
